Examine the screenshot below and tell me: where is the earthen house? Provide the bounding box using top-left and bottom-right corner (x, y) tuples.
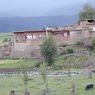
(11, 19), (95, 58)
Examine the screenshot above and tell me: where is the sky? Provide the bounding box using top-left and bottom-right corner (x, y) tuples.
(0, 0), (95, 17)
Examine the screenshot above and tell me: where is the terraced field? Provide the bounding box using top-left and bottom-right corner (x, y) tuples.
(0, 32), (13, 44)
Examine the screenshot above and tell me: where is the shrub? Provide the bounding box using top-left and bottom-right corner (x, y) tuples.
(41, 36), (58, 66)
(60, 43), (67, 47)
(85, 45), (94, 51)
(3, 38), (8, 42)
(59, 50), (67, 55)
(75, 41), (84, 46)
(67, 48), (74, 54)
(35, 61), (42, 67)
(92, 37), (95, 47)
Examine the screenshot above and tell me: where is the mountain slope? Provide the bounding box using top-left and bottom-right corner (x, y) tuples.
(0, 15), (79, 32)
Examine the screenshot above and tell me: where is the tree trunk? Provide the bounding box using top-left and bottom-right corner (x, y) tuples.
(71, 83), (76, 95)
(42, 82), (48, 95)
(24, 91), (30, 95)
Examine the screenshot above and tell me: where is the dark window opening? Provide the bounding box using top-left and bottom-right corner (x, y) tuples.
(88, 20), (94, 23)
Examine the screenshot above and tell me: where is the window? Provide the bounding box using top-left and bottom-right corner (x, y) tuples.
(93, 27), (95, 31)
(27, 35), (33, 39)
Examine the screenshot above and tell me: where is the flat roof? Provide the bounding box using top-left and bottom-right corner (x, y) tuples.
(13, 29), (71, 34)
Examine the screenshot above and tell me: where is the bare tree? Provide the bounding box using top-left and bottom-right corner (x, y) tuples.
(19, 59), (31, 95)
(71, 82), (76, 95)
(40, 61), (48, 95)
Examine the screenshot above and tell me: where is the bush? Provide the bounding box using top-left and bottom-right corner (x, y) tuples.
(92, 37), (95, 47)
(35, 61), (42, 67)
(59, 48), (74, 55)
(2, 38), (11, 43)
(59, 50), (67, 55)
(75, 41), (84, 46)
(60, 43), (67, 47)
(3, 38), (8, 42)
(41, 36), (58, 66)
(85, 45), (94, 51)
(67, 49), (74, 54)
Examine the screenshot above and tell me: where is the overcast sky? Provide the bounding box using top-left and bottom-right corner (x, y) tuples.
(0, 0), (94, 17)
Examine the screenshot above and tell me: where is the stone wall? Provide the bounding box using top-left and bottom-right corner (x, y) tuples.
(10, 40), (42, 58)
(0, 43), (12, 58)
(11, 30), (95, 58)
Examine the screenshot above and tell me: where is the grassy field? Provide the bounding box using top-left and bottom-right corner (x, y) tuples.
(0, 75), (95, 95)
(0, 32), (13, 44)
(0, 33), (95, 95)
(0, 59), (38, 69)
(0, 55), (87, 70)
(0, 56), (65, 69)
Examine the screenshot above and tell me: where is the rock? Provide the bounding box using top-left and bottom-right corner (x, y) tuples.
(10, 90), (16, 95)
(85, 84), (94, 90)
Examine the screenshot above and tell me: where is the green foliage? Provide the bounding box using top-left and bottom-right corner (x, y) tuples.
(2, 38), (8, 42)
(1, 75), (95, 95)
(2, 38), (11, 42)
(60, 43), (67, 47)
(0, 59), (37, 69)
(59, 48), (74, 55)
(75, 41), (84, 46)
(79, 3), (95, 20)
(67, 48), (74, 54)
(59, 50), (67, 55)
(41, 36), (58, 66)
(85, 45), (94, 51)
(92, 37), (95, 47)
(0, 32), (13, 44)
(34, 61), (42, 67)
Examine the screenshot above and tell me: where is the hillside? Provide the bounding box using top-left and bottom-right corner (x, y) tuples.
(0, 32), (13, 44)
(0, 15), (78, 32)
